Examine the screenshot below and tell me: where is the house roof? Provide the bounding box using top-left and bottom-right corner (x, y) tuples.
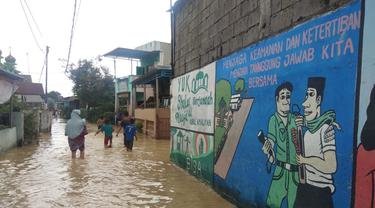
(132, 67), (172, 85)
(20, 75), (32, 82)
(0, 68), (24, 81)
(16, 82), (44, 95)
(63, 96), (78, 102)
(103, 47), (159, 60)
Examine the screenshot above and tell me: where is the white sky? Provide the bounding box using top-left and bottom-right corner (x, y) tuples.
(0, 0), (176, 97)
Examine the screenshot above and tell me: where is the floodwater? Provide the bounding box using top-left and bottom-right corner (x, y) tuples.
(0, 119), (235, 208)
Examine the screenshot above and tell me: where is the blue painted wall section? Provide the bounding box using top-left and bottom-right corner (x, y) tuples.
(354, 0), (375, 206)
(214, 1), (361, 207)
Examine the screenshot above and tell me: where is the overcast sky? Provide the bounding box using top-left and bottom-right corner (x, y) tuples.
(0, 0), (175, 97)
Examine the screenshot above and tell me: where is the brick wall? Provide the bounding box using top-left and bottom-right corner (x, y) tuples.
(172, 0), (351, 77)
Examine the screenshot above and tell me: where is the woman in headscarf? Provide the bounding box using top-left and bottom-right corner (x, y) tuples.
(65, 109), (88, 159)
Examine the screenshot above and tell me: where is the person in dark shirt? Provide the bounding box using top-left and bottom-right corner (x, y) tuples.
(116, 111), (130, 147)
(124, 118), (137, 151)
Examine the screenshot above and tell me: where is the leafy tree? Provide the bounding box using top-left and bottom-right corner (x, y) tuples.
(66, 59), (115, 114)
(47, 91), (62, 102)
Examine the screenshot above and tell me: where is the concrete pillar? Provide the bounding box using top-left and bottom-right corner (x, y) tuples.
(156, 78), (160, 108)
(114, 79), (119, 113)
(143, 85), (146, 108)
(131, 86), (136, 117)
(11, 112), (24, 145)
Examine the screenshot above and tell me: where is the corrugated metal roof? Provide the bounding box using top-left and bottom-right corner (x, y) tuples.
(103, 47), (159, 59)
(132, 68), (172, 85)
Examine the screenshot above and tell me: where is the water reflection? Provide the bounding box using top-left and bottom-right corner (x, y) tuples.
(0, 119), (234, 207)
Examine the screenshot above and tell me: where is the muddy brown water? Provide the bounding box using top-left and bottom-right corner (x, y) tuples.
(0, 119), (235, 208)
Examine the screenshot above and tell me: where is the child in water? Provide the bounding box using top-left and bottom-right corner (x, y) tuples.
(124, 118), (137, 151)
(95, 118), (114, 148)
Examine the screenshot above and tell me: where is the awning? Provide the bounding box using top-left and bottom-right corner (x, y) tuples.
(103, 47), (160, 60)
(132, 68), (172, 85)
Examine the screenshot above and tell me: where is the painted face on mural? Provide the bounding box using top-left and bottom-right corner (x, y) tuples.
(276, 88), (291, 117)
(303, 88), (321, 121)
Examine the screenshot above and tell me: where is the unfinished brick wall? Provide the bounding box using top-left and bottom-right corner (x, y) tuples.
(172, 0), (352, 77)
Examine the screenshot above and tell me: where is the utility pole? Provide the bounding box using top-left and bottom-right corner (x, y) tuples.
(45, 46), (49, 103)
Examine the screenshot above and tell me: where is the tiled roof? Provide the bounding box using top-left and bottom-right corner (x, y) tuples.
(16, 82), (44, 95)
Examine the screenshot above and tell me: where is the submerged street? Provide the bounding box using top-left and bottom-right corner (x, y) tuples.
(0, 119), (234, 208)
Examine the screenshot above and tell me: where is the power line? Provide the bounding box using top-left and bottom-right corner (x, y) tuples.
(75, 0), (82, 27)
(19, 0), (44, 53)
(65, 0), (79, 72)
(23, 0), (43, 38)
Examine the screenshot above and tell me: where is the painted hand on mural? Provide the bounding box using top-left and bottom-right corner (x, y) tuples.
(295, 115), (304, 127)
(296, 154), (307, 165)
(262, 139), (275, 164)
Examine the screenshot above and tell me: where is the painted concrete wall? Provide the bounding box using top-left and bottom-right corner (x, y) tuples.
(170, 63), (216, 184)
(40, 110), (52, 132)
(11, 112), (24, 144)
(214, 1), (361, 206)
(0, 127), (17, 153)
(354, 0), (375, 207)
(171, 0), (367, 207)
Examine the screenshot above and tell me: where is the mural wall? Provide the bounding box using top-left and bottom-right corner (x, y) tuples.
(170, 63), (216, 184)
(214, 1), (361, 207)
(354, 0), (375, 207)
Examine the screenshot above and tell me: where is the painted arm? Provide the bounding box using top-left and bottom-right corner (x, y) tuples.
(297, 150), (337, 174)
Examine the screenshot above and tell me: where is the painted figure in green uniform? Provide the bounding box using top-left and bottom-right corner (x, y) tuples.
(262, 82), (299, 208)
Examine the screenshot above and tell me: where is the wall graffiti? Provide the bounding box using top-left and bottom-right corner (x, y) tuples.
(170, 63), (216, 184)
(214, 1), (361, 207)
(354, 0), (375, 207)
(170, 62), (216, 134)
(170, 127), (214, 184)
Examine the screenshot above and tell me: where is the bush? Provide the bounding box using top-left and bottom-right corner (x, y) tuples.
(61, 106), (73, 119)
(80, 108), (116, 125)
(24, 111), (38, 140)
(0, 125), (8, 130)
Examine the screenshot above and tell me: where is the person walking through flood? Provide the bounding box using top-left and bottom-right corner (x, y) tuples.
(95, 118), (114, 148)
(116, 111), (130, 147)
(65, 109), (88, 159)
(96, 116), (104, 130)
(124, 118), (137, 151)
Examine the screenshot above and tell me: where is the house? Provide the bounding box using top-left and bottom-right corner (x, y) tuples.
(0, 67), (23, 152)
(15, 82), (45, 109)
(114, 75), (154, 114)
(104, 41), (172, 139)
(0, 68), (23, 105)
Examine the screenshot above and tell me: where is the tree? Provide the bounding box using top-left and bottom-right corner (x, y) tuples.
(47, 91), (63, 102)
(66, 59), (115, 111)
